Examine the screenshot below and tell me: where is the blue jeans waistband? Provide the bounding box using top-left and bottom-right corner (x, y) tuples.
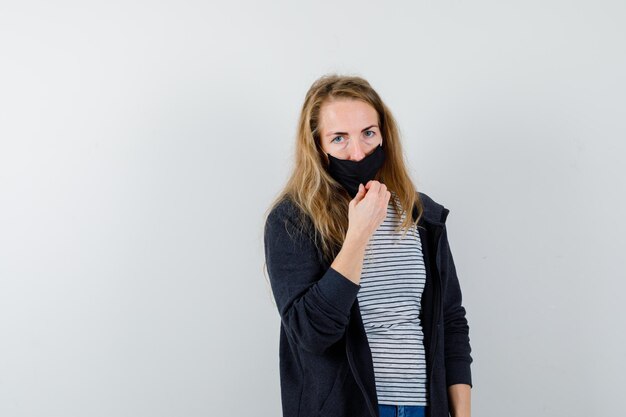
(378, 404), (427, 417)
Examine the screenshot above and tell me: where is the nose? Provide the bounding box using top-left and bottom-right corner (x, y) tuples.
(348, 140), (367, 161)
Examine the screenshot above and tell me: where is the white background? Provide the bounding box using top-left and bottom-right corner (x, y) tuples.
(1, 1), (625, 416)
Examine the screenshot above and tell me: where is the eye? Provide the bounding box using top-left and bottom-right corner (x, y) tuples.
(331, 136), (344, 144)
(364, 130), (376, 138)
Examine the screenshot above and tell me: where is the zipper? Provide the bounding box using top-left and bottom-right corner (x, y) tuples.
(427, 226), (444, 404)
(346, 335), (378, 417)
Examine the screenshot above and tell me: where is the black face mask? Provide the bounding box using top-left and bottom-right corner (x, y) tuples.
(326, 144), (385, 198)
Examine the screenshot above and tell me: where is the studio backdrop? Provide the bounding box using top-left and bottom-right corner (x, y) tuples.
(0, 1), (624, 416)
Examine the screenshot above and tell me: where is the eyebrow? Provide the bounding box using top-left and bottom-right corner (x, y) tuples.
(326, 124), (379, 137)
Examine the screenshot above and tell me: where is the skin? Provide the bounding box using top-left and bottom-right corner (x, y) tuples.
(318, 98), (472, 417)
(319, 98), (382, 161)
(448, 384), (471, 417)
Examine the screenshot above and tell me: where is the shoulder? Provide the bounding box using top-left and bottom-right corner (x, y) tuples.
(266, 196), (301, 227)
(417, 191), (450, 224)
(264, 196), (314, 238)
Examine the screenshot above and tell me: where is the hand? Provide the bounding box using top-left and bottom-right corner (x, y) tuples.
(346, 180), (391, 244)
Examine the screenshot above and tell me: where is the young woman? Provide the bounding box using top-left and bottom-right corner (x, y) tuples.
(263, 74), (473, 417)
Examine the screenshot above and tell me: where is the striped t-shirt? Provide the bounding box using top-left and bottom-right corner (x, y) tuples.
(357, 193), (428, 406)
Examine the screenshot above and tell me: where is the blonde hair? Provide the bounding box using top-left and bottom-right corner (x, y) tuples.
(264, 73), (423, 265)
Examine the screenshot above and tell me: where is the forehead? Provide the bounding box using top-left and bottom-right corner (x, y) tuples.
(319, 99), (378, 130)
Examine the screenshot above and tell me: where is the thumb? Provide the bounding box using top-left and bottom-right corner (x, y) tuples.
(353, 183), (365, 202)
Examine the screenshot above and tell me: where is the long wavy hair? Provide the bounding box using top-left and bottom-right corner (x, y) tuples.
(264, 73), (423, 266)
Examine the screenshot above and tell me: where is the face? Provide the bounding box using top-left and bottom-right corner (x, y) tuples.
(318, 99), (382, 161)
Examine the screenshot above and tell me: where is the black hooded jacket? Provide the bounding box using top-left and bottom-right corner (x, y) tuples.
(263, 191), (473, 417)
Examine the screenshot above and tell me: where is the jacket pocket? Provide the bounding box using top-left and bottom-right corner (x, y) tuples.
(317, 363), (349, 416)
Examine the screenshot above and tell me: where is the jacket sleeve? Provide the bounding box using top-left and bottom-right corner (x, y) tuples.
(441, 223), (474, 388)
(264, 203), (361, 355)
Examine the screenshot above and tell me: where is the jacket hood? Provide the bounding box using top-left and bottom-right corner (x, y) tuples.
(416, 191), (450, 226)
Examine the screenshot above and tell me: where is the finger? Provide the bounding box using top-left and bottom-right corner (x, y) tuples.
(365, 180), (379, 190)
(367, 181), (381, 193)
(354, 183), (366, 200)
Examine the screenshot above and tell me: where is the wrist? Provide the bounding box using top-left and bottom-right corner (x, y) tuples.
(345, 229), (369, 249)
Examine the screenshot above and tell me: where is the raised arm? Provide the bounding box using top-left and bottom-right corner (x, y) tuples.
(264, 204), (361, 354)
(264, 183), (390, 354)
